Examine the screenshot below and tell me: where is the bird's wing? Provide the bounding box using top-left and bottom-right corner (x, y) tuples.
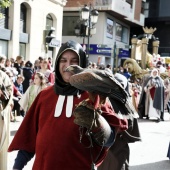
(70, 69), (127, 102)
(69, 69), (138, 118)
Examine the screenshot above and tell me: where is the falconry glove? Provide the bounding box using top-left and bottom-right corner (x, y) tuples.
(73, 100), (112, 146)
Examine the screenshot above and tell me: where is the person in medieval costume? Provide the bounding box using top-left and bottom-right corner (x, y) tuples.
(139, 68), (164, 121)
(164, 78), (170, 111)
(8, 40), (128, 170)
(0, 69), (13, 170)
(97, 74), (141, 170)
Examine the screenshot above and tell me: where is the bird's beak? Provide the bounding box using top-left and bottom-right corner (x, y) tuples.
(65, 66), (73, 72)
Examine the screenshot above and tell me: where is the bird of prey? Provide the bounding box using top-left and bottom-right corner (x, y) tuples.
(65, 65), (138, 119)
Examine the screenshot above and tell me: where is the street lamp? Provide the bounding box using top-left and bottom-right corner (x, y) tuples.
(75, 4), (99, 66)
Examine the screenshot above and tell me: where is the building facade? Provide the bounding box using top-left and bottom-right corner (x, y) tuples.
(131, 0), (170, 58)
(63, 0), (146, 67)
(0, 0), (66, 63)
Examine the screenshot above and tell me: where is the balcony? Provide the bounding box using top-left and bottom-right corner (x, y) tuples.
(64, 0), (145, 26)
(94, 0), (145, 26)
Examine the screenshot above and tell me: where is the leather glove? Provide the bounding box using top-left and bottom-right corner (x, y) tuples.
(73, 100), (112, 146)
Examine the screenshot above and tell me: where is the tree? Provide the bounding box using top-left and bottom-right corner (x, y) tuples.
(0, 0), (12, 18)
(0, 0), (12, 8)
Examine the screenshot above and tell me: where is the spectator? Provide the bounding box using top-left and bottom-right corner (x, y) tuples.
(5, 71), (22, 121)
(33, 59), (40, 73)
(33, 58), (54, 86)
(0, 54), (6, 67)
(92, 62), (97, 69)
(47, 57), (53, 71)
(14, 75), (25, 117)
(13, 56), (23, 75)
(5, 58), (18, 77)
(19, 72), (47, 113)
(22, 61), (33, 93)
(123, 68), (131, 80)
(105, 64), (113, 74)
(10, 57), (15, 67)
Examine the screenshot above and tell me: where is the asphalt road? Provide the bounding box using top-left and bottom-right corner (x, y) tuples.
(7, 113), (170, 170)
(129, 112), (170, 170)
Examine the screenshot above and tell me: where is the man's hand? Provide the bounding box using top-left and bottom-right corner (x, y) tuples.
(73, 100), (101, 130)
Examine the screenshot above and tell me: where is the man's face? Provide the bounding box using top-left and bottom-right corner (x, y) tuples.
(59, 50), (79, 83)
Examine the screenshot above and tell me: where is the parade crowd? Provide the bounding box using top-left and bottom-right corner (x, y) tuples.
(0, 55), (55, 121)
(1, 54), (170, 122)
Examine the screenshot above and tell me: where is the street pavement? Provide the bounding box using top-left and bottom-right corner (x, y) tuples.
(7, 113), (170, 170)
(8, 116), (35, 170)
(129, 112), (170, 170)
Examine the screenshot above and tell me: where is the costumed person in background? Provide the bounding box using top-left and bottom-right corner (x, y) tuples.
(164, 78), (170, 111)
(19, 72), (47, 114)
(128, 82), (136, 110)
(98, 73), (141, 170)
(5, 71), (22, 122)
(0, 69), (13, 170)
(131, 79), (142, 112)
(143, 68), (164, 122)
(8, 40), (128, 170)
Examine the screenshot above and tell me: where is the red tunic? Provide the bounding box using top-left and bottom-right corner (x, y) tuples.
(8, 86), (128, 170)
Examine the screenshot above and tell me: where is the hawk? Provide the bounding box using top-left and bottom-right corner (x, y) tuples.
(66, 65), (138, 119)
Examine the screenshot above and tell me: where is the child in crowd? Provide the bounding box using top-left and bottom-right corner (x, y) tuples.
(19, 72), (47, 113)
(31, 58), (55, 86)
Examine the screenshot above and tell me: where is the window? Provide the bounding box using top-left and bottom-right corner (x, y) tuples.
(122, 27), (128, 43)
(20, 4), (27, 33)
(62, 16), (79, 36)
(106, 18), (114, 39)
(46, 14), (53, 29)
(0, 7), (8, 29)
(95, 0), (112, 6)
(115, 23), (122, 41)
(0, 40), (8, 56)
(19, 43), (26, 59)
(143, 2), (149, 17)
(115, 23), (129, 43)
